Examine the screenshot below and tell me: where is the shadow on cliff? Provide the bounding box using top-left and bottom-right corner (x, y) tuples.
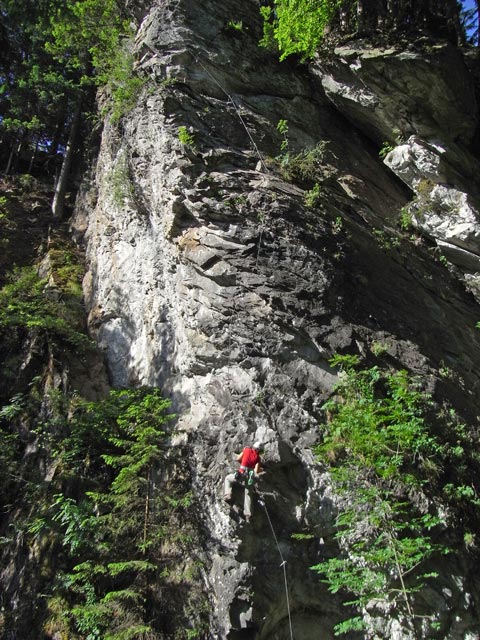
(225, 441), (355, 640)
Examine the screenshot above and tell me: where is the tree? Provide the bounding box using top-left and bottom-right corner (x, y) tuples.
(260, 0), (342, 60)
(0, 0), (77, 175)
(0, 0), (141, 216)
(260, 0), (465, 61)
(313, 355), (450, 636)
(45, 0), (134, 217)
(39, 388), (205, 639)
(461, 0), (480, 45)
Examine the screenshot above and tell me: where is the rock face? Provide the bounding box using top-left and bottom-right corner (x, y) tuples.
(315, 41), (480, 280)
(74, 1), (480, 637)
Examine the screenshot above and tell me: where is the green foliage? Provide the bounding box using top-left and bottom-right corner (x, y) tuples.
(379, 141), (394, 159)
(399, 207), (413, 231)
(313, 491), (447, 628)
(260, 0), (341, 61)
(270, 124), (335, 189)
(331, 215), (343, 234)
(46, 0), (130, 81)
(0, 0), (141, 172)
(226, 20), (243, 32)
(0, 413), (20, 501)
(0, 266), (89, 348)
(99, 389), (172, 509)
(106, 43), (145, 123)
(107, 152), (135, 206)
(46, 0), (143, 122)
(277, 119), (288, 138)
(370, 341), (388, 357)
(39, 389), (169, 638)
(51, 494), (100, 555)
(278, 141), (331, 185)
(47, 246), (85, 299)
(438, 363), (454, 380)
(332, 616), (366, 636)
(178, 126), (196, 147)
(0, 0), (77, 161)
(291, 532), (315, 541)
(464, 531), (475, 548)
(372, 228), (400, 250)
(319, 358), (436, 478)
(443, 483), (480, 506)
(314, 356), (450, 634)
(17, 173), (36, 190)
(304, 183), (322, 208)
(60, 388), (173, 485)
(36, 388), (209, 638)
(0, 196), (8, 221)
(0, 393), (26, 420)
(276, 118), (289, 162)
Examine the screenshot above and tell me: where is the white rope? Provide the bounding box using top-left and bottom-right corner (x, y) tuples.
(258, 495), (294, 640)
(194, 56), (270, 174)
(193, 55), (271, 267)
(188, 58), (294, 634)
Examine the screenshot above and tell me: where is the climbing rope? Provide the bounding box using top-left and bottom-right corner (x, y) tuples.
(191, 57), (294, 635)
(192, 54), (272, 267)
(193, 55), (270, 175)
(257, 494), (294, 640)
(143, 42), (292, 636)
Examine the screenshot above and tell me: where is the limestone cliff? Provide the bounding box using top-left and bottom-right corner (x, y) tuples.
(69, 1), (480, 638)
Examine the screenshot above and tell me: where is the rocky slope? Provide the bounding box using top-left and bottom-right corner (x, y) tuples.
(72, 0), (480, 637)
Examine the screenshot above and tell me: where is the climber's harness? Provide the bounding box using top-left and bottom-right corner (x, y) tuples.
(235, 465), (256, 487)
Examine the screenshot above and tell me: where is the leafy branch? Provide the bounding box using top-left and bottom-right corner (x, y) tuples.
(314, 355), (451, 636)
(260, 0), (341, 61)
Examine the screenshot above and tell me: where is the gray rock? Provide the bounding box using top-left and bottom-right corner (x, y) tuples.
(313, 42), (477, 145)
(72, 1), (480, 637)
(384, 136), (480, 269)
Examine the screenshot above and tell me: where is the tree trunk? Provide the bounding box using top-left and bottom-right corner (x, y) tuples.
(5, 143), (16, 175)
(51, 99), (82, 220)
(28, 138), (39, 174)
(143, 466), (151, 554)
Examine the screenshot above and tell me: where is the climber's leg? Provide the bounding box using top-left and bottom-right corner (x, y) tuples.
(224, 473), (237, 501)
(244, 487), (252, 522)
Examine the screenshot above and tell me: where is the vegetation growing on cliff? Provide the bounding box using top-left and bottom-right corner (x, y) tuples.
(260, 0), (469, 60)
(260, 0), (341, 60)
(0, 264), (88, 348)
(315, 354), (480, 635)
(0, 333), (209, 636)
(1, 381), (209, 637)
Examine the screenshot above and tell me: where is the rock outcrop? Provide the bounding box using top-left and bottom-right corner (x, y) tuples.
(315, 40), (480, 283)
(73, 1), (480, 637)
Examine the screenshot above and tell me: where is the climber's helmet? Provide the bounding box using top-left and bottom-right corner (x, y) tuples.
(253, 441), (263, 451)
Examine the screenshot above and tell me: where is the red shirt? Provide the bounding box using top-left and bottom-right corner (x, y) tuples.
(239, 447), (260, 471)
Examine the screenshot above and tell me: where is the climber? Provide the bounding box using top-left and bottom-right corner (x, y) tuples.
(224, 441), (264, 523)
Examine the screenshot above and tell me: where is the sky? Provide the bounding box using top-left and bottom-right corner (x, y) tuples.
(460, 0), (478, 42)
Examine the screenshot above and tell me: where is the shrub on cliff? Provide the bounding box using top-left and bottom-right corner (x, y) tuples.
(314, 354), (479, 635)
